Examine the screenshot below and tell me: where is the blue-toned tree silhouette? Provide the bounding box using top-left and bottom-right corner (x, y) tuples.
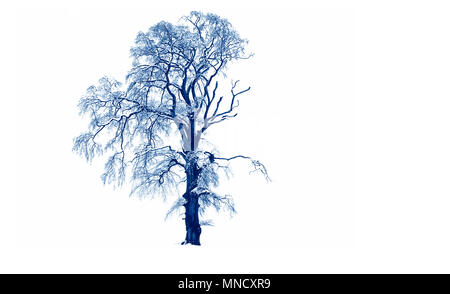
(73, 11), (268, 245)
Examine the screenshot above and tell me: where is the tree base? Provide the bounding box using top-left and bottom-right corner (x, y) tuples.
(180, 240), (201, 246)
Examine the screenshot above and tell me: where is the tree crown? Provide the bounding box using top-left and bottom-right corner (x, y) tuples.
(74, 11), (267, 219)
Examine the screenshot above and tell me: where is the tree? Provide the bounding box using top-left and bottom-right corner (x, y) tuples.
(73, 11), (269, 245)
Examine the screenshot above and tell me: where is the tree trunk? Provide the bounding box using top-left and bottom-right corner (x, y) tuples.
(182, 192), (201, 245)
(182, 152), (202, 245)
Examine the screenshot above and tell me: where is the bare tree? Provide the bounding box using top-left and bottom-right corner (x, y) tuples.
(73, 11), (268, 245)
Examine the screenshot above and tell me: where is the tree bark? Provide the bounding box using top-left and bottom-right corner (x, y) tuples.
(182, 192), (201, 245)
(182, 152), (202, 245)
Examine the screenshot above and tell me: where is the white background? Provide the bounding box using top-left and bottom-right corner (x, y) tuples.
(2, 0), (450, 273)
